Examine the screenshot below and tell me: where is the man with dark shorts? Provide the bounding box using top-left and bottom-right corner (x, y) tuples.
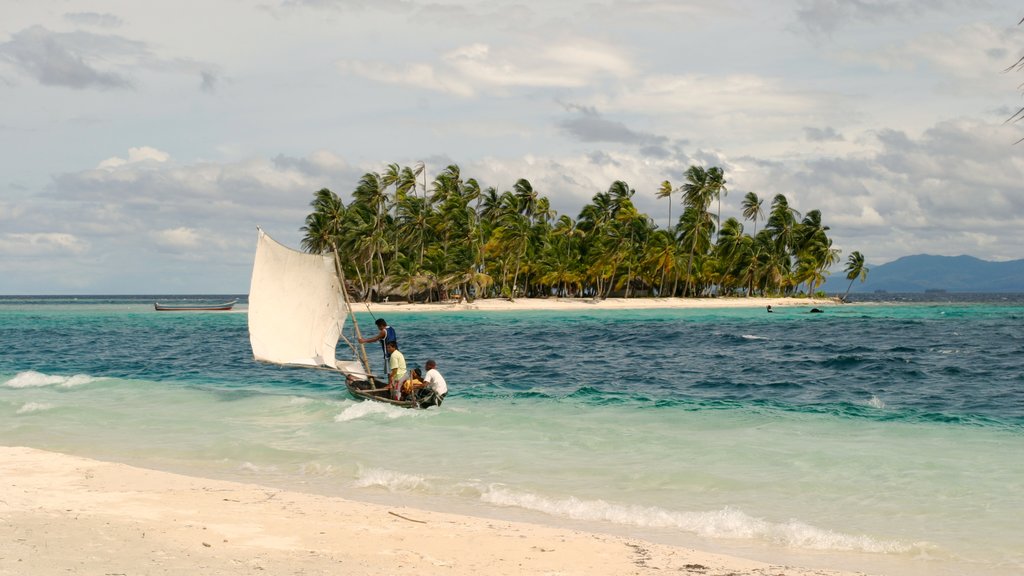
(358, 318), (396, 377)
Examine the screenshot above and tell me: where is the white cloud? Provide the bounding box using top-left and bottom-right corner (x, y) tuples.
(64, 12), (123, 29)
(97, 146), (170, 169)
(792, 0), (967, 37)
(152, 227), (201, 249)
(0, 200), (27, 221)
(596, 73), (830, 152)
(840, 22), (1018, 95)
(0, 25), (137, 89)
(0, 232), (88, 256)
(338, 40), (633, 97)
(831, 204), (885, 227)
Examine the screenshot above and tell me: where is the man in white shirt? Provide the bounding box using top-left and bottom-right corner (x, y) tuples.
(420, 359), (448, 406)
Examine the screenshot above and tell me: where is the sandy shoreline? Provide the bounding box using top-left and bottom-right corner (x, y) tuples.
(361, 296), (839, 314)
(1, 446), (864, 576)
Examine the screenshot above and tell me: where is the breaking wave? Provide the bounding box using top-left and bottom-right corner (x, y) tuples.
(16, 401), (54, 414)
(3, 370), (100, 389)
(480, 485), (917, 554)
(334, 399), (421, 422)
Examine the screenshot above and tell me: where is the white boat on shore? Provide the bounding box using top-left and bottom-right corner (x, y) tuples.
(154, 299), (237, 311)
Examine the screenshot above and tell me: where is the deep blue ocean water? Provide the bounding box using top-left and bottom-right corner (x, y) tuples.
(2, 294), (1022, 576)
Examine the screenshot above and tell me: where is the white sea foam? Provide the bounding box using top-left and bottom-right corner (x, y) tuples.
(4, 370), (98, 388)
(355, 467), (429, 492)
(867, 395), (886, 409)
(335, 400), (418, 422)
(239, 461), (280, 474)
(298, 462), (337, 476)
(741, 334), (768, 340)
(480, 486), (913, 554)
(16, 402), (54, 414)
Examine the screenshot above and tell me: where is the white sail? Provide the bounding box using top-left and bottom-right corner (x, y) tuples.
(248, 229), (345, 368)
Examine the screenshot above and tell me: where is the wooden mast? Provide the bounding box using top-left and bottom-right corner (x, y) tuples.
(331, 243), (373, 377)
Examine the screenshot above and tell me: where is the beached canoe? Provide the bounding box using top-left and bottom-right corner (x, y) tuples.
(154, 299), (238, 311)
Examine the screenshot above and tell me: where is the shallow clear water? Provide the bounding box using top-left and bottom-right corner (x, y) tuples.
(1, 295), (1022, 576)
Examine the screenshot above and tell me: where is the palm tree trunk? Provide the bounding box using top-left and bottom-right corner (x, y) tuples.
(684, 250), (696, 297)
(511, 259), (521, 300)
(843, 279), (855, 301)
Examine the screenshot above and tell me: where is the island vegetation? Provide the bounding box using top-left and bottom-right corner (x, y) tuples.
(299, 163), (868, 302)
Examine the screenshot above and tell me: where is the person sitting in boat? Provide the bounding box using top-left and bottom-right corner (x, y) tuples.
(401, 368), (424, 400)
(359, 318), (397, 377)
(415, 359), (448, 407)
(385, 340), (407, 401)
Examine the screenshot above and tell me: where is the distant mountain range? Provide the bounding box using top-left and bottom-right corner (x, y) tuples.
(821, 254), (1024, 293)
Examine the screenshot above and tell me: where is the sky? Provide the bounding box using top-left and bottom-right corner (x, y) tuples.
(1, 0), (1022, 294)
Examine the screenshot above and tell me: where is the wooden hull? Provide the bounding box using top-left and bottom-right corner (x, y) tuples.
(154, 300), (237, 311)
(346, 378), (422, 409)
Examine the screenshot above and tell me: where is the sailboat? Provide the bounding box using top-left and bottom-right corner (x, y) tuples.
(247, 228), (425, 408)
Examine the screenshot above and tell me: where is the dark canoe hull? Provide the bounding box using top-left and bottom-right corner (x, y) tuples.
(346, 378), (422, 409)
(154, 300), (238, 311)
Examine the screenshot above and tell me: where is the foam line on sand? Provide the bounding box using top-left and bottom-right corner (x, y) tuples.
(0, 446), (864, 575)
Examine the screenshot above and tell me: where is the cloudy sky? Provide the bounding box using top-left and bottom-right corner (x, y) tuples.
(1, 0), (1022, 294)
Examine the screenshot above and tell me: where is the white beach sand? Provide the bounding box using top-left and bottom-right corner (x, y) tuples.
(362, 296), (838, 314)
(0, 446), (863, 576)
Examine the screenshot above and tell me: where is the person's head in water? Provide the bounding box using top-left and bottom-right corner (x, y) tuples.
(766, 305), (773, 313)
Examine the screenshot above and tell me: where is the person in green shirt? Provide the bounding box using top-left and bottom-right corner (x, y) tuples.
(385, 341), (406, 400)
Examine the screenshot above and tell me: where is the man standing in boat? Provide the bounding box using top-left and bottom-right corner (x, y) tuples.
(358, 318), (396, 378)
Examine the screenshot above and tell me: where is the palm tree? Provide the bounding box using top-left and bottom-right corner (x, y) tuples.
(793, 209), (839, 295)
(514, 178), (539, 223)
(300, 188), (345, 254)
(766, 193), (800, 267)
(842, 251), (869, 301)
(389, 253), (429, 302)
(707, 167), (727, 243)
(680, 166), (720, 295)
(350, 171), (393, 297)
(656, 180), (674, 231)
(495, 212), (531, 299)
(298, 162), (868, 304)
(395, 193), (430, 266)
(741, 191), (764, 236)
(677, 204), (715, 296)
(479, 186), (502, 224)
(648, 228), (677, 296)
(714, 217), (745, 295)
(538, 217), (584, 297)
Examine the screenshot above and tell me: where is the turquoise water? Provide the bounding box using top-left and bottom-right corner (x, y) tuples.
(1, 295), (1022, 575)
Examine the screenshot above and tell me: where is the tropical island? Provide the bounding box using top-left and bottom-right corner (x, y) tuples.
(298, 163), (869, 304)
